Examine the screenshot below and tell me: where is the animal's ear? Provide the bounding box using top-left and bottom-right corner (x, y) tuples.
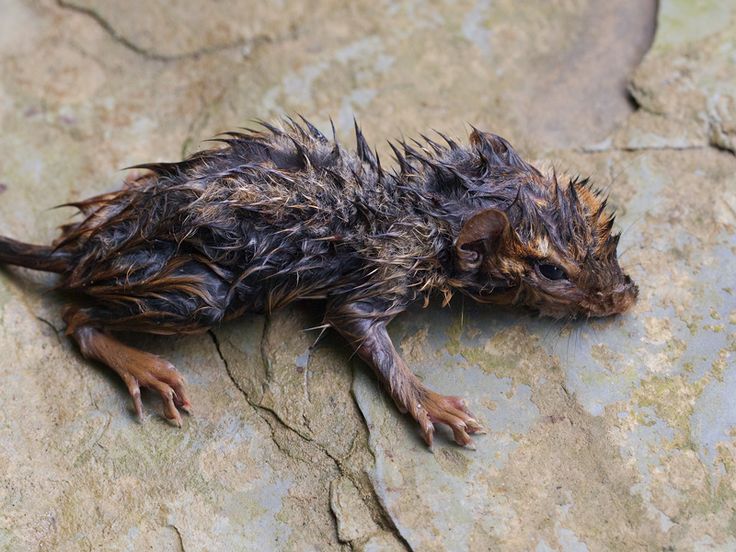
(469, 128), (539, 174)
(455, 208), (512, 272)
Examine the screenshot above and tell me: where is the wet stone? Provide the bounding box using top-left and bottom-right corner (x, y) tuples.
(1, 0), (734, 550)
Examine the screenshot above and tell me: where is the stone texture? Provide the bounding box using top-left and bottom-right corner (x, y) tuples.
(1, 0), (735, 551)
(619, 0), (736, 152)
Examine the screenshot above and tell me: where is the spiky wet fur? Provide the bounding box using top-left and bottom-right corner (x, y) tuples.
(3, 118), (635, 335)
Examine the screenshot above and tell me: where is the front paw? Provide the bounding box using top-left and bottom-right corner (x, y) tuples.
(409, 390), (486, 448)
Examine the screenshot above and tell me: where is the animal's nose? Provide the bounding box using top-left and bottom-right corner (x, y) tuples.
(624, 274), (638, 299)
(630, 282), (639, 300)
(615, 276), (638, 313)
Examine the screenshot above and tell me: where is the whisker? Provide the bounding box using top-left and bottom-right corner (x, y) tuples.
(617, 244), (642, 259)
(620, 215), (643, 240)
(565, 320), (573, 365)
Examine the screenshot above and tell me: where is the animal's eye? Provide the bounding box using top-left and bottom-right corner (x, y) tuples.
(538, 263), (567, 281)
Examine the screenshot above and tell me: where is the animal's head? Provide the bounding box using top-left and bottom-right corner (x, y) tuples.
(451, 130), (638, 319)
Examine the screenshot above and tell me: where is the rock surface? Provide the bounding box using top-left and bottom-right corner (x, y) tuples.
(1, 0), (734, 550)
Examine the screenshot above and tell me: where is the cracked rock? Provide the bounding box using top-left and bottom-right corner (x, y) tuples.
(2, 0), (735, 550)
(330, 477), (381, 544)
(622, 0), (736, 153)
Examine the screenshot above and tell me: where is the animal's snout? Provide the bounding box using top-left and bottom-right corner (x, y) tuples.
(585, 275), (638, 317)
(614, 275), (639, 314)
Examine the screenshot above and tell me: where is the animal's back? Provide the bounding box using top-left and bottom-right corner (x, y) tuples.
(51, 121), (414, 333)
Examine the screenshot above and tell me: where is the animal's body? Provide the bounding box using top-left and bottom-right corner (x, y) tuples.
(0, 119), (637, 446)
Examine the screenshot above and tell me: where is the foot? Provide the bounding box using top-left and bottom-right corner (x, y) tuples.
(70, 325), (192, 426)
(408, 387), (486, 448)
(117, 357), (192, 427)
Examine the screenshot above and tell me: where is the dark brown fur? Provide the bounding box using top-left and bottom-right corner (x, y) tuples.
(0, 119), (637, 445)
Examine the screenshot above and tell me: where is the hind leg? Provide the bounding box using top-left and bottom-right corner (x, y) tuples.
(65, 310), (192, 426)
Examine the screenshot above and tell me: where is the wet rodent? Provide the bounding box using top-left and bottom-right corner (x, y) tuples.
(0, 118), (638, 447)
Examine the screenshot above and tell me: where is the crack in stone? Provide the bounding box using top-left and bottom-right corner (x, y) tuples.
(328, 482), (354, 549)
(209, 323), (328, 461)
(35, 315), (62, 342)
(55, 0), (275, 62)
(208, 327), (412, 551)
(706, 127), (736, 155)
(207, 328), (351, 546)
(208, 328), (309, 438)
(358, 477), (414, 552)
(346, 369), (414, 546)
(577, 144), (711, 154)
(168, 524), (186, 552)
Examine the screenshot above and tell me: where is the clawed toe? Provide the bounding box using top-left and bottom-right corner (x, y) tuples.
(70, 325), (193, 428)
(416, 391), (486, 448)
(415, 407), (436, 447)
(140, 375), (192, 427)
(115, 361), (192, 426)
(450, 423), (472, 447)
(121, 372), (144, 422)
(465, 417), (487, 435)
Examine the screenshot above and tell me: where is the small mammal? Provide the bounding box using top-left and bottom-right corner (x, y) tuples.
(0, 119), (637, 447)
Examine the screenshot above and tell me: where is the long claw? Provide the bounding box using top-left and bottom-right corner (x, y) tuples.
(421, 423), (435, 448)
(465, 418), (486, 434)
(170, 382), (192, 415)
(159, 364), (190, 411)
(163, 390), (182, 428)
(451, 423), (473, 447)
(147, 378), (183, 428)
(412, 390), (486, 448)
(121, 372), (144, 422)
(132, 389), (144, 422)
